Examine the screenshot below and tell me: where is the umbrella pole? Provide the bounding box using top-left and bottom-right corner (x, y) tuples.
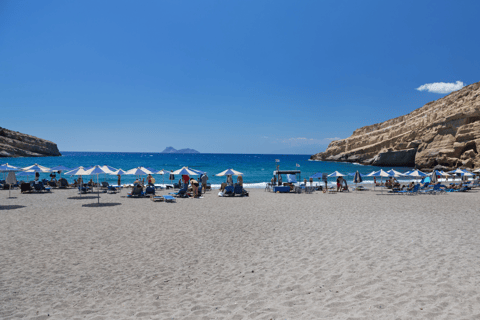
(97, 174), (100, 204)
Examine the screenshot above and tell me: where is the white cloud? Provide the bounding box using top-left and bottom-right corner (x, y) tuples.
(324, 137), (341, 141)
(416, 81), (465, 94)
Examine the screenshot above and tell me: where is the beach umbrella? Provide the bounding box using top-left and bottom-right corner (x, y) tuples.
(109, 169), (127, 188)
(153, 169), (170, 185)
(369, 169), (392, 192)
(309, 172), (323, 179)
(386, 169), (405, 177)
(125, 167), (154, 175)
(0, 163), (21, 171)
(172, 167), (200, 175)
(0, 163), (20, 180)
(16, 170), (35, 177)
(99, 165), (118, 173)
(21, 163), (51, 172)
(84, 165), (112, 204)
(50, 165), (71, 171)
(189, 168), (206, 175)
(327, 171), (345, 177)
(472, 168), (480, 173)
(64, 166), (92, 176)
(216, 168), (244, 176)
(407, 169), (427, 178)
(353, 171), (363, 183)
(0, 164), (20, 198)
(353, 170), (362, 192)
(111, 169), (127, 175)
(429, 170), (440, 184)
(49, 165), (72, 180)
(460, 169), (474, 176)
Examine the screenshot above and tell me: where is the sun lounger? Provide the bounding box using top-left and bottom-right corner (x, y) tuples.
(169, 185), (189, 198)
(163, 195), (176, 202)
(34, 181), (51, 192)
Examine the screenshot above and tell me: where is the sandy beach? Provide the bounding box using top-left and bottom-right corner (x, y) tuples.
(1, 187), (479, 319)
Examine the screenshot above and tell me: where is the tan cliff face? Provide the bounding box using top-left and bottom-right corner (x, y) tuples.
(0, 127), (61, 158)
(311, 81), (480, 170)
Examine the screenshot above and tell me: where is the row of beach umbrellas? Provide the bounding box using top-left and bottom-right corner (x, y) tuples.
(0, 163), (244, 178)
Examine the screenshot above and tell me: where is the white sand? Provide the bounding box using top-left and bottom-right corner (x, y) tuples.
(1, 187), (479, 319)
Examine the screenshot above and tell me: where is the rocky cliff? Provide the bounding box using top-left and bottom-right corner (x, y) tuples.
(0, 127), (61, 158)
(311, 81), (480, 170)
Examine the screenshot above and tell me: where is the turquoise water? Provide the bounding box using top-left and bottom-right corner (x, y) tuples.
(3, 152), (414, 187)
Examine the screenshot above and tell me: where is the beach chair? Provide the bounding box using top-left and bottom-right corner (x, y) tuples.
(21, 183), (33, 193)
(128, 186), (145, 197)
(59, 179), (69, 189)
(107, 185), (118, 194)
(234, 184), (248, 197)
(78, 184), (91, 194)
(145, 185), (155, 197)
(224, 185), (235, 196)
(169, 185), (188, 198)
(34, 181), (51, 192)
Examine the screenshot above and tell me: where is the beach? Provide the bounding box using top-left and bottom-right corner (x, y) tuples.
(1, 187), (479, 319)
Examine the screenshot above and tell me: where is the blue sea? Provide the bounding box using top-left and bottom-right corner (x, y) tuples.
(3, 152), (414, 187)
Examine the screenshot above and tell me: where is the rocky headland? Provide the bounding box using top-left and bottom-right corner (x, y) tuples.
(0, 127), (61, 158)
(311, 81), (480, 170)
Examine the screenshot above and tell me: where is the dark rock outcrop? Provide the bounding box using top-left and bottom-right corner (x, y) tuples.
(0, 127), (61, 158)
(311, 81), (480, 169)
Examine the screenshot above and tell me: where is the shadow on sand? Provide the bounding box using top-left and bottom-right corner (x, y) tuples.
(82, 202), (122, 208)
(0, 205), (26, 210)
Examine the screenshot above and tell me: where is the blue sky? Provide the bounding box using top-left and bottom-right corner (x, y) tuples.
(1, 0), (479, 154)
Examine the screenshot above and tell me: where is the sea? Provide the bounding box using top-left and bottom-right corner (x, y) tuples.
(3, 152), (415, 187)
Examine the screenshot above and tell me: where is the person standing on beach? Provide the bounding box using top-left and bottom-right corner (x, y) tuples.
(227, 174), (233, 186)
(169, 171), (174, 185)
(182, 174), (189, 187)
(117, 174), (121, 186)
(201, 173), (208, 191)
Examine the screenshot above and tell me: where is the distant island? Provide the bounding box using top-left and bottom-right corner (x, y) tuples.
(161, 146), (200, 154)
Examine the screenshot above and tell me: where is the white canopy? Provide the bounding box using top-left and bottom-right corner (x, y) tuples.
(216, 168), (243, 176)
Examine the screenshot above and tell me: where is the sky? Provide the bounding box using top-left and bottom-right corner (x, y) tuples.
(1, 0), (479, 154)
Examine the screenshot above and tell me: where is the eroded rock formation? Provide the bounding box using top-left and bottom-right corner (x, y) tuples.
(0, 127), (61, 158)
(311, 81), (480, 170)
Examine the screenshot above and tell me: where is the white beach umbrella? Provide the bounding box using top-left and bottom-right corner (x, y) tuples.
(21, 163), (51, 172)
(386, 169), (405, 177)
(125, 167), (154, 175)
(172, 167), (200, 175)
(64, 166), (92, 176)
(216, 168), (244, 176)
(327, 171), (346, 177)
(407, 169), (427, 178)
(110, 169), (127, 175)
